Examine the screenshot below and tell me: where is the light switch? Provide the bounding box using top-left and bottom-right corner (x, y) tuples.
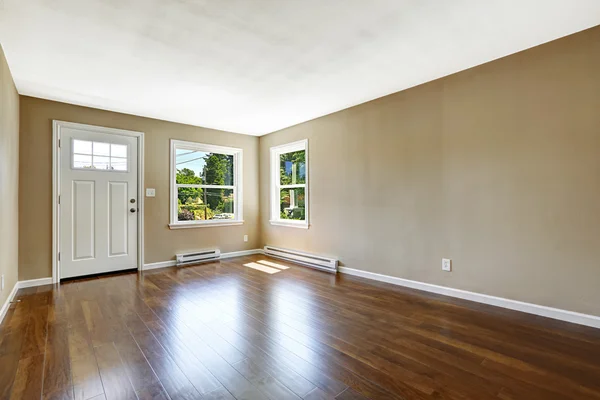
(146, 188), (156, 197)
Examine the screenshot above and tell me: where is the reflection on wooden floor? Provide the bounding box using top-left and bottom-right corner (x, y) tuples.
(1, 254), (599, 399)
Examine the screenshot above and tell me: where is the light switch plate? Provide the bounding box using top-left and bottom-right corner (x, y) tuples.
(146, 188), (156, 197)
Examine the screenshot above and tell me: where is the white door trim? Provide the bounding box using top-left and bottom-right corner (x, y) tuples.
(52, 121), (145, 284)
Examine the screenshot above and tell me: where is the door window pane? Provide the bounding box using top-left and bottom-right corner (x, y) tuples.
(93, 142), (110, 157)
(73, 154), (92, 169)
(72, 140), (129, 171)
(111, 144), (128, 158)
(280, 150), (306, 185)
(93, 156), (110, 170)
(110, 157), (127, 171)
(73, 140), (92, 155)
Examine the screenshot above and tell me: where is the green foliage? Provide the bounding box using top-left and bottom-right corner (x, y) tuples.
(202, 153), (233, 211)
(278, 150), (306, 221)
(176, 168), (203, 205)
(176, 155), (234, 221)
(279, 188), (305, 220)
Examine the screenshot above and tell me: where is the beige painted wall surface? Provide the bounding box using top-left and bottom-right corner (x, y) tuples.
(0, 44), (19, 306)
(19, 97), (260, 281)
(260, 27), (600, 316)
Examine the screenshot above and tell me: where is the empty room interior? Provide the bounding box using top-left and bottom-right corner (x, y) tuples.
(1, 1), (600, 399)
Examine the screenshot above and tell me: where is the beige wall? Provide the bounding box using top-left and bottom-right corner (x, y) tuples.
(0, 44), (19, 306)
(13, 26), (600, 316)
(19, 97), (260, 281)
(260, 26), (600, 316)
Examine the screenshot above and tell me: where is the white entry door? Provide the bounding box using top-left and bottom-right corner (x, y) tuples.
(59, 125), (138, 279)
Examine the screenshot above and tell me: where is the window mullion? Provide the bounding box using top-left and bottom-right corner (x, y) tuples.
(280, 184), (305, 189)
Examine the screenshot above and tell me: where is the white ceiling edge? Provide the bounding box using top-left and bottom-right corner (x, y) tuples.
(2, 1), (600, 136)
(16, 81), (251, 136)
(13, 23), (594, 137)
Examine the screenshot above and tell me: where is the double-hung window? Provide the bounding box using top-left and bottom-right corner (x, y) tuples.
(169, 140), (243, 228)
(270, 139), (308, 228)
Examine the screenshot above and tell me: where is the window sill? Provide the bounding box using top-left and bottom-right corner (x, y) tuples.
(269, 220), (309, 229)
(169, 221), (244, 229)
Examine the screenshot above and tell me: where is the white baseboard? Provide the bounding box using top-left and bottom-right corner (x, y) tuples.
(0, 282), (20, 326)
(143, 260), (176, 271)
(338, 267), (600, 329)
(18, 277), (53, 289)
(143, 249), (263, 271)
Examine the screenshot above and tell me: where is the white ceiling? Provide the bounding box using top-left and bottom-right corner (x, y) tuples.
(1, 1), (599, 136)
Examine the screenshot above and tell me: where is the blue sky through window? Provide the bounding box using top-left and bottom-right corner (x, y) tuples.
(284, 161), (306, 179)
(176, 149), (207, 177)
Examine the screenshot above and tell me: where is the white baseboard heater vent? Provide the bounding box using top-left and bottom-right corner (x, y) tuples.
(176, 249), (221, 266)
(263, 245), (338, 273)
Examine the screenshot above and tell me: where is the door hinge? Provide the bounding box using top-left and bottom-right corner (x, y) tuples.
(58, 139), (61, 148)
(58, 252), (61, 261)
(58, 195), (61, 205)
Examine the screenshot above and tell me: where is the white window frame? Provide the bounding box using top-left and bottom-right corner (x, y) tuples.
(270, 139), (309, 229)
(169, 139), (243, 229)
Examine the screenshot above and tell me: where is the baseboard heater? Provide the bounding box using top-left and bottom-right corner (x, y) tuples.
(176, 249), (221, 266)
(263, 245), (338, 273)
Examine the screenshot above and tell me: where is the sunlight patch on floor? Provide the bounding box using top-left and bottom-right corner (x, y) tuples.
(257, 260), (290, 270)
(243, 262), (282, 274)
(243, 259), (291, 274)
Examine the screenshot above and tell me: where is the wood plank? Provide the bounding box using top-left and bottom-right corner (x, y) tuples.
(19, 305), (49, 359)
(94, 343), (137, 400)
(125, 313), (203, 400)
(68, 322), (104, 400)
(113, 332), (160, 392)
(144, 319), (223, 395)
(8, 354), (45, 399)
(1, 255), (600, 400)
(202, 387), (236, 400)
(303, 387), (333, 400)
(136, 382), (170, 400)
(42, 321), (73, 400)
(335, 388), (370, 400)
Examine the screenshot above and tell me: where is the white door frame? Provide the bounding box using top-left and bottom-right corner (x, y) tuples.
(52, 120), (145, 283)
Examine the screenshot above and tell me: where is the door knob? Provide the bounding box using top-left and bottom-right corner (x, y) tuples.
(130, 208), (136, 213)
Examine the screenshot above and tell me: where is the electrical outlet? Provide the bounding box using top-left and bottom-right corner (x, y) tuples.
(244, 235), (248, 242)
(442, 258), (452, 272)
(146, 188), (156, 197)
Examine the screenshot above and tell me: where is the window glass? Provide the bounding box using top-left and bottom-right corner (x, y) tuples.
(271, 140), (308, 226)
(280, 150), (306, 185)
(73, 154), (92, 169)
(177, 187), (235, 221)
(72, 139), (128, 171)
(171, 141), (242, 226)
(111, 144), (128, 158)
(279, 188), (306, 220)
(176, 149), (233, 186)
(110, 157), (127, 171)
(93, 142), (110, 157)
(73, 140), (92, 155)
(93, 156), (110, 170)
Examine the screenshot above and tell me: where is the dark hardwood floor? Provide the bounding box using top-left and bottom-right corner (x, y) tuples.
(1, 254), (599, 400)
